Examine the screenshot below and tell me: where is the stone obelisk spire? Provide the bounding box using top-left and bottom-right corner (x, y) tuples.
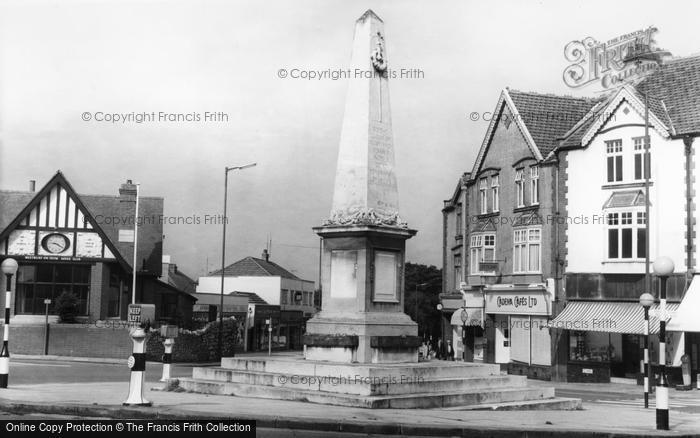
(306, 11), (418, 364)
(327, 9), (404, 228)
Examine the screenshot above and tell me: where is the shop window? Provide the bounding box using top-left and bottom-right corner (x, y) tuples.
(569, 331), (623, 362)
(508, 316), (551, 366)
(15, 264), (90, 315)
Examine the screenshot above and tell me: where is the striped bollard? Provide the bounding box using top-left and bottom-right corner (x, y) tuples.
(1, 258), (18, 389)
(160, 338), (174, 382)
(123, 325), (151, 406)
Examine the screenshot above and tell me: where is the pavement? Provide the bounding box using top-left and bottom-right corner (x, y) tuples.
(1, 355), (699, 437)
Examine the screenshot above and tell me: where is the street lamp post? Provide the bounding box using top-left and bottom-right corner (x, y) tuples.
(653, 256), (674, 430)
(639, 292), (654, 409)
(1, 258), (19, 389)
(218, 162), (257, 360)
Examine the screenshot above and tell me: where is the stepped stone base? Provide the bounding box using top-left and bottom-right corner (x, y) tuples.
(178, 355), (581, 410)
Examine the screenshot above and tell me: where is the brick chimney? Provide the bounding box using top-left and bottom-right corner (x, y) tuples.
(119, 179), (137, 200)
(262, 248), (270, 262)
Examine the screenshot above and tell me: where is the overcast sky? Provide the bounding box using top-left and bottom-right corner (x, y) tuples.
(1, 0), (698, 283)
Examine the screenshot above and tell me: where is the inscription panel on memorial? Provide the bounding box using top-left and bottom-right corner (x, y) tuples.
(330, 250), (358, 299)
(368, 123), (399, 215)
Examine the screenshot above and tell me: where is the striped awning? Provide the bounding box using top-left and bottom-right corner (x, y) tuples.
(549, 301), (679, 334)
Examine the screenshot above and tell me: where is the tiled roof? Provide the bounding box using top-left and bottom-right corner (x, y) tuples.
(166, 265), (198, 295)
(0, 171), (163, 275)
(558, 54), (700, 150)
(507, 90), (600, 157)
(635, 54), (700, 135)
(209, 256), (301, 280)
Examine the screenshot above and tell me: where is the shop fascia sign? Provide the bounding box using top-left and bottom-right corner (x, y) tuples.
(484, 286), (550, 315)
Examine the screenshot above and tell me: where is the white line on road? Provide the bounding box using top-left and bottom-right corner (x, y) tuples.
(13, 362), (71, 367)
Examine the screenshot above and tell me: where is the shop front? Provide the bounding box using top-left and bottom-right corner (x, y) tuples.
(484, 285), (553, 379)
(550, 300), (682, 383)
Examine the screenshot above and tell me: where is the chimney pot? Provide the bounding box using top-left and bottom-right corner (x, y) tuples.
(29, 180), (36, 192)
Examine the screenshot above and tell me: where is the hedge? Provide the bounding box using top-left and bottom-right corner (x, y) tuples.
(146, 318), (244, 362)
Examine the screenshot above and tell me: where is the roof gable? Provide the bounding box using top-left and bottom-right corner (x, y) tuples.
(579, 85), (669, 147)
(0, 171), (129, 268)
(471, 89), (597, 177)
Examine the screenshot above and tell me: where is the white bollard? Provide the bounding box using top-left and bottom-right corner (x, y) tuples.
(123, 326), (151, 406)
(160, 338), (174, 382)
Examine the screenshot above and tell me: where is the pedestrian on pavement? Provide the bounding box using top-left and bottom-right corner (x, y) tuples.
(446, 340), (455, 361)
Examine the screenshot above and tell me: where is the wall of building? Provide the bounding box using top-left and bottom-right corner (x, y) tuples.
(280, 277), (316, 314)
(466, 104), (557, 284)
(565, 99), (686, 276)
(197, 276), (281, 304)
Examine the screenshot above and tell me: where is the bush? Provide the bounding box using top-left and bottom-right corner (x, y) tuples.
(55, 291), (80, 323)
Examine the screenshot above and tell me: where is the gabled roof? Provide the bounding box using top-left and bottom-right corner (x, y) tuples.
(556, 54), (700, 151)
(0, 171), (163, 274)
(471, 89), (598, 177)
(209, 256), (301, 280)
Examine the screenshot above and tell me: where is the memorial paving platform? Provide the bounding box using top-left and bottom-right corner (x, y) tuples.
(177, 355), (581, 409)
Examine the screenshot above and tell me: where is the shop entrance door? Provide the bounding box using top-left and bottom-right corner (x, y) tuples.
(622, 334), (641, 377)
(495, 315), (510, 363)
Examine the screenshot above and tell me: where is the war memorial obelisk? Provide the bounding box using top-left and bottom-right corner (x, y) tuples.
(302, 9), (419, 364)
(180, 11), (576, 409)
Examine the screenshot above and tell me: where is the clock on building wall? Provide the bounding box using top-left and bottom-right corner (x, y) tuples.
(41, 233), (70, 254)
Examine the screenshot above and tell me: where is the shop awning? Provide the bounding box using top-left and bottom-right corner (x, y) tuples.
(450, 308), (483, 327)
(668, 275), (700, 332)
(549, 301), (678, 334)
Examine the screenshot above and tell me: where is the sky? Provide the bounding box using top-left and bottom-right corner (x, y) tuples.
(1, 0), (699, 283)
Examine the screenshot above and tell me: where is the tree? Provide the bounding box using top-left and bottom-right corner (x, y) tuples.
(404, 262), (442, 340)
(55, 291), (79, 323)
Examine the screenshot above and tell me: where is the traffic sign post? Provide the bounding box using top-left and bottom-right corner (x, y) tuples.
(43, 299), (51, 355)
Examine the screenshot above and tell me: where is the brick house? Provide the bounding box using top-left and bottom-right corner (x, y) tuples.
(440, 89), (597, 380)
(0, 171), (196, 324)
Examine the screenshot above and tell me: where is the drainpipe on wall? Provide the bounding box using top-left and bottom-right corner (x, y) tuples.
(685, 136), (695, 288)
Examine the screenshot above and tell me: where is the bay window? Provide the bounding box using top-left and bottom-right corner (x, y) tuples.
(470, 233), (496, 274)
(530, 166), (539, 205)
(479, 178), (488, 214)
(491, 174), (500, 212)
